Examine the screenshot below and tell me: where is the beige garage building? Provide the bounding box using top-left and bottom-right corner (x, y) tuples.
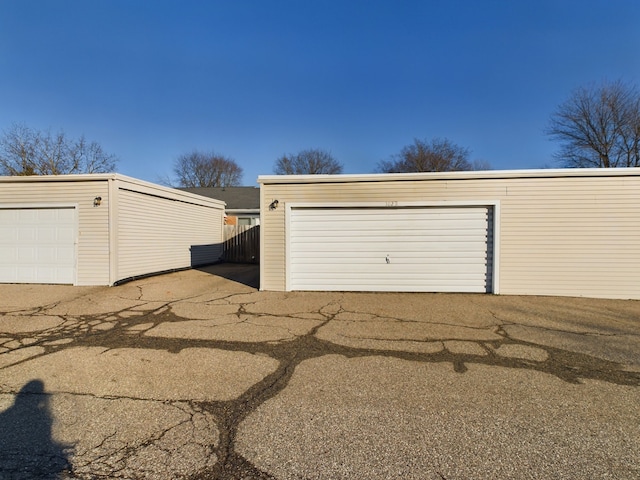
(0, 174), (225, 286)
(259, 168), (640, 299)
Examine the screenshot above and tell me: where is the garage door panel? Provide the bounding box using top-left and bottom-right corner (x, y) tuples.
(294, 253), (489, 262)
(295, 209), (485, 219)
(16, 268), (35, 282)
(16, 246), (37, 261)
(38, 226), (57, 242)
(16, 210), (37, 222)
(294, 274), (490, 282)
(289, 206), (492, 293)
(17, 228), (36, 242)
(292, 249), (490, 259)
(293, 277), (487, 293)
(0, 266), (14, 278)
(292, 230), (490, 241)
(293, 266), (489, 276)
(294, 282), (489, 289)
(0, 207), (76, 284)
(292, 240), (489, 250)
(295, 215), (489, 223)
(56, 246), (75, 262)
(57, 228), (75, 242)
(291, 241), (489, 254)
(292, 258), (490, 271)
(33, 266), (55, 280)
(0, 226), (15, 241)
(294, 219), (489, 232)
(37, 246), (56, 261)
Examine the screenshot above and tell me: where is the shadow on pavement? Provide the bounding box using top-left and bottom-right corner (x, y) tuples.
(0, 380), (73, 479)
(196, 262), (260, 289)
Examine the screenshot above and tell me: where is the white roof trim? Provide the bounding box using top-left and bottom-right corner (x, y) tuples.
(226, 208), (260, 214)
(0, 173), (226, 208)
(258, 167), (640, 184)
(0, 172), (121, 183)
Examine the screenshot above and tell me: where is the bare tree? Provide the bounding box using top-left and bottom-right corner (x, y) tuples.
(73, 136), (119, 173)
(274, 148), (343, 175)
(547, 80), (640, 168)
(377, 138), (481, 173)
(0, 124), (117, 175)
(173, 150), (243, 187)
(472, 159), (492, 171)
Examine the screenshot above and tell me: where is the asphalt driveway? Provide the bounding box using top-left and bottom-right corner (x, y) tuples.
(0, 264), (639, 479)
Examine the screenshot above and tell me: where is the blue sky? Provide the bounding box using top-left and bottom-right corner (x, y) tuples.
(1, 1), (639, 186)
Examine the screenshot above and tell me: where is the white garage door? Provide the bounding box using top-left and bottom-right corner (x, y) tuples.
(289, 206), (493, 293)
(0, 207), (76, 284)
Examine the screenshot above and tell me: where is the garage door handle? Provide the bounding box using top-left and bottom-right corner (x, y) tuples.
(386, 255), (390, 264)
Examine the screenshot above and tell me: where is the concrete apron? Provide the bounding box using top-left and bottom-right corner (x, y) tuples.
(0, 264), (639, 479)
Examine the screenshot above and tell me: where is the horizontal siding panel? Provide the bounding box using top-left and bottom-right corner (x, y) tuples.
(502, 239), (639, 246)
(504, 268), (640, 276)
(116, 187), (223, 281)
(503, 257), (640, 265)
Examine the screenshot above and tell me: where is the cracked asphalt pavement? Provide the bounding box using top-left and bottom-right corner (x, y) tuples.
(0, 263), (639, 479)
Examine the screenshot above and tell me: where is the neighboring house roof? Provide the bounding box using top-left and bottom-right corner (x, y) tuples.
(179, 186), (260, 210)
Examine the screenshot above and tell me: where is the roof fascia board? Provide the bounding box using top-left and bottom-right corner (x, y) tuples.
(0, 173), (225, 208)
(113, 175), (226, 208)
(258, 167), (640, 185)
(0, 173), (117, 183)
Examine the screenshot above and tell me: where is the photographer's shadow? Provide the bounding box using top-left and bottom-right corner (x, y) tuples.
(0, 380), (73, 478)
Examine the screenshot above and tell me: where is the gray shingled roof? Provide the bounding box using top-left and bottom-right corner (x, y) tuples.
(179, 187), (260, 210)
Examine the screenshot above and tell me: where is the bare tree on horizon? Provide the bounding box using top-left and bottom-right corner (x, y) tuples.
(0, 123), (117, 176)
(547, 80), (640, 168)
(173, 150), (243, 187)
(274, 148), (343, 175)
(377, 138), (485, 173)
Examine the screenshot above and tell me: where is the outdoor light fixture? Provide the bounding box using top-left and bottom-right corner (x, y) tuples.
(269, 199), (279, 210)
(93, 196), (102, 207)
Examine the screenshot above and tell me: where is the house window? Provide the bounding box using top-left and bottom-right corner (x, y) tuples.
(238, 217), (252, 226)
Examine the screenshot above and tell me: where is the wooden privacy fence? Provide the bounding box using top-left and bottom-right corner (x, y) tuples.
(223, 225), (260, 264)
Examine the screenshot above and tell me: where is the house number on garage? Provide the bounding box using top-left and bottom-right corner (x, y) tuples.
(385, 201), (398, 207)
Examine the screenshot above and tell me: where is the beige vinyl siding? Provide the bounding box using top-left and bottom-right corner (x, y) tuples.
(260, 187), (285, 291)
(260, 171), (640, 299)
(499, 178), (640, 298)
(0, 179), (110, 285)
(116, 186), (224, 281)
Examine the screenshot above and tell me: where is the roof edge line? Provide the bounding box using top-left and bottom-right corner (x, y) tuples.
(258, 167), (640, 184)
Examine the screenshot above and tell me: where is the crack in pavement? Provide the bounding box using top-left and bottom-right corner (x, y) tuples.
(1, 288), (639, 479)
(175, 306), (639, 479)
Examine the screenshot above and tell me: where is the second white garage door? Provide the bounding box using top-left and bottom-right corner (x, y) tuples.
(0, 207), (76, 284)
(289, 206), (493, 293)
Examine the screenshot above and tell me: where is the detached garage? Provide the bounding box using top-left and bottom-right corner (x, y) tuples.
(259, 168), (640, 299)
(0, 174), (225, 286)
